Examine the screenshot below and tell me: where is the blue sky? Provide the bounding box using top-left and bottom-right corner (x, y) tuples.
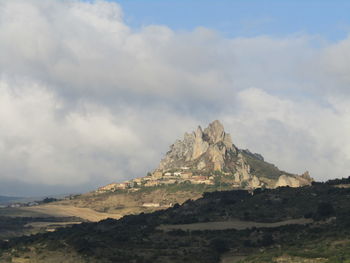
(114, 0), (350, 41)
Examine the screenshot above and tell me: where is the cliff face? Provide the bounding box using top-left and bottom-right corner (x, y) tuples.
(158, 120), (236, 172)
(155, 120), (313, 189)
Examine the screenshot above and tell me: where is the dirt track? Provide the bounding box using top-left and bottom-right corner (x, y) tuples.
(158, 218), (313, 231)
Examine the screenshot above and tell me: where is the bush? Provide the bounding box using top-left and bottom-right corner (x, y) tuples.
(209, 238), (230, 253)
(317, 202), (335, 217)
(41, 197), (58, 203)
(259, 233), (274, 246)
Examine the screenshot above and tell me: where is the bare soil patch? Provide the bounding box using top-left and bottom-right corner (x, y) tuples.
(22, 204), (121, 222)
(158, 218), (313, 231)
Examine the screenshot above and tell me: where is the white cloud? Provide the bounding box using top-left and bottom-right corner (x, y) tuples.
(0, 78), (147, 185)
(222, 88), (350, 181)
(0, 0), (350, 194)
(0, 76), (199, 192)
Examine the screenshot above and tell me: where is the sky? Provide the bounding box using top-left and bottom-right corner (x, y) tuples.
(1, 0), (350, 196)
(118, 0), (350, 41)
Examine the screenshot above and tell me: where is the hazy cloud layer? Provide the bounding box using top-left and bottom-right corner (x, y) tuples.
(0, 0), (349, 195)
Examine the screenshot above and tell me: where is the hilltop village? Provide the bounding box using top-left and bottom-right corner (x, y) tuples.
(97, 167), (215, 193)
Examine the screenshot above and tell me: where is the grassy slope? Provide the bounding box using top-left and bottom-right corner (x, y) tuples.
(56, 182), (230, 216)
(241, 152), (293, 180)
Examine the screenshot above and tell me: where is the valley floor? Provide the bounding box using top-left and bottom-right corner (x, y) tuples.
(21, 204), (121, 222)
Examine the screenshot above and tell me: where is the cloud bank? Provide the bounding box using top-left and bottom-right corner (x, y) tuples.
(0, 0), (349, 195)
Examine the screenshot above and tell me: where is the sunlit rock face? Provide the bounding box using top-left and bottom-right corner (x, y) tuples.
(157, 120), (236, 172)
(275, 172), (313, 188)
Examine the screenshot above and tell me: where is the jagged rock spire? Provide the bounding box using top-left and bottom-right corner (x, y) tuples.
(157, 120), (236, 172)
(192, 126), (209, 160)
(204, 120), (225, 144)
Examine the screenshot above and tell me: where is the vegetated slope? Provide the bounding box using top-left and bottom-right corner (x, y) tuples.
(2, 178), (350, 263)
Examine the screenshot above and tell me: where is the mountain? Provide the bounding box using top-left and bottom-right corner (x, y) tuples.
(154, 120), (312, 188)
(21, 120), (312, 221)
(2, 178), (350, 263)
(98, 120), (312, 193)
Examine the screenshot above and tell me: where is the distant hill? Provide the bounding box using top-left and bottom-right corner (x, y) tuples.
(0, 194), (74, 206)
(2, 178), (350, 262)
(0, 196), (23, 205)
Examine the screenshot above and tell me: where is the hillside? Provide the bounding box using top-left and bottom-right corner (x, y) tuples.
(1, 179), (350, 262)
(47, 120), (312, 217)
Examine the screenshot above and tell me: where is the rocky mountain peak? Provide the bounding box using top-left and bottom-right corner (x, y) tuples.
(153, 120), (313, 189)
(203, 120), (225, 143)
(97, 120), (313, 196)
(157, 120), (236, 172)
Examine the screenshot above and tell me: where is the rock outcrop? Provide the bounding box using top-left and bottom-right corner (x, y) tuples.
(158, 120), (236, 172)
(155, 120), (313, 189)
(275, 171), (313, 188)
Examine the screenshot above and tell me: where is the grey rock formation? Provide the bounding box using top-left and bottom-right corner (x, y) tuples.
(155, 120), (313, 189)
(192, 126), (209, 160)
(157, 120), (236, 172)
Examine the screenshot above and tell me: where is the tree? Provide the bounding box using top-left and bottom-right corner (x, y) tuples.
(259, 233), (274, 246)
(317, 202), (334, 217)
(210, 238), (230, 253)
